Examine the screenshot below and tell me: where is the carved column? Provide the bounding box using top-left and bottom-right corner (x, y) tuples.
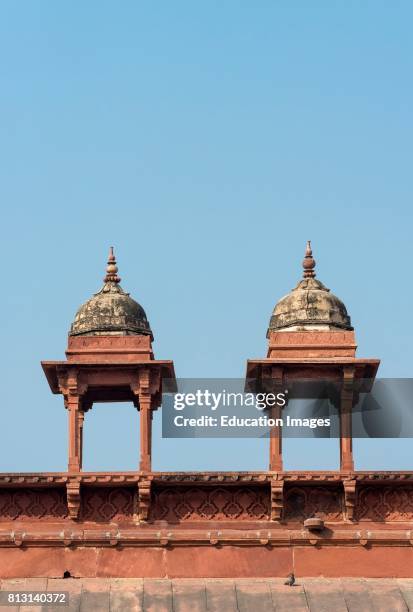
(139, 393), (152, 472)
(268, 366), (284, 471)
(132, 366), (160, 472)
(340, 366), (355, 471)
(67, 393), (83, 472)
(78, 411), (85, 469)
(58, 369), (86, 473)
(269, 405), (283, 471)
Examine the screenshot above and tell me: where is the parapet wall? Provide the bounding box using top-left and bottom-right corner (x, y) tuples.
(1, 471), (413, 578)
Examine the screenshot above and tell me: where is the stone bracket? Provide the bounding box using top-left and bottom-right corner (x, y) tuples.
(271, 478), (284, 521)
(57, 367), (88, 402)
(66, 480), (81, 520)
(137, 478), (152, 521)
(131, 367), (162, 404)
(343, 479), (357, 521)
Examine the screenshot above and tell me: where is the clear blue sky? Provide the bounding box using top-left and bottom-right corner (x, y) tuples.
(0, 2), (412, 472)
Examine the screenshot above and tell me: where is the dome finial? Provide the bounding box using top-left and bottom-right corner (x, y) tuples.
(302, 240), (316, 278)
(104, 246), (121, 284)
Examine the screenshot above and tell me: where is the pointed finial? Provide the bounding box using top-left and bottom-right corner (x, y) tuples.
(104, 246), (121, 284)
(302, 240), (316, 278)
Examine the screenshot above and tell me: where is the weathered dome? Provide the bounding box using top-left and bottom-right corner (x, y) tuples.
(69, 248), (153, 338)
(267, 242), (352, 335)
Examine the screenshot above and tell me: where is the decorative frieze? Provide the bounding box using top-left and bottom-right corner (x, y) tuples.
(0, 488), (67, 521)
(80, 487), (134, 522)
(150, 485), (270, 522)
(355, 485), (413, 521)
(284, 486), (343, 521)
(0, 475), (412, 528)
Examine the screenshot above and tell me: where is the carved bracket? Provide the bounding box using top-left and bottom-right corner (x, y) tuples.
(343, 479), (357, 521)
(259, 366), (285, 396)
(57, 367), (88, 401)
(342, 366), (355, 400)
(66, 480), (81, 520)
(271, 478), (284, 521)
(137, 479), (152, 521)
(131, 367), (162, 407)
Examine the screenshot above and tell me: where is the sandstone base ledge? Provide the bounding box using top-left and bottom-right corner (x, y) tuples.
(1, 577), (413, 611)
(1, 546), (413, 580)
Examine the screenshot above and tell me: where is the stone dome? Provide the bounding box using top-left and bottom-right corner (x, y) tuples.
(69, 248), (153, 338)
(267, 242), (352, 335)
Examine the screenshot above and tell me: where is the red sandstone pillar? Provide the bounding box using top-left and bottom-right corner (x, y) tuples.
(78, 411), (84, 470)
(340, 409), (353, 471)
(67, 394), (82, 472)
(139, 394), (152, 471)
(340, 367), (355, 471)
(268, 366), (284, 471)
(269, 405), (283, 471)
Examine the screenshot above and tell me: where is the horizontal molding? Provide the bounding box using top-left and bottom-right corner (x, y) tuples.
(0, 527), (412, 548)
(1, 471), (413, 487)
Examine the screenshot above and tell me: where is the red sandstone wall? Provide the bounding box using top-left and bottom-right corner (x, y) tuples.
(1, 546), (413, 579)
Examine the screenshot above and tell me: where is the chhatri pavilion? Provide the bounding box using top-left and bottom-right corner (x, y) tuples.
(0, 244), (412, 591)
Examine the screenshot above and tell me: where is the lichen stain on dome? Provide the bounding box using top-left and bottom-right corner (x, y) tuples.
(69, 247), (153, 338)
(267, 242), (352, 335)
